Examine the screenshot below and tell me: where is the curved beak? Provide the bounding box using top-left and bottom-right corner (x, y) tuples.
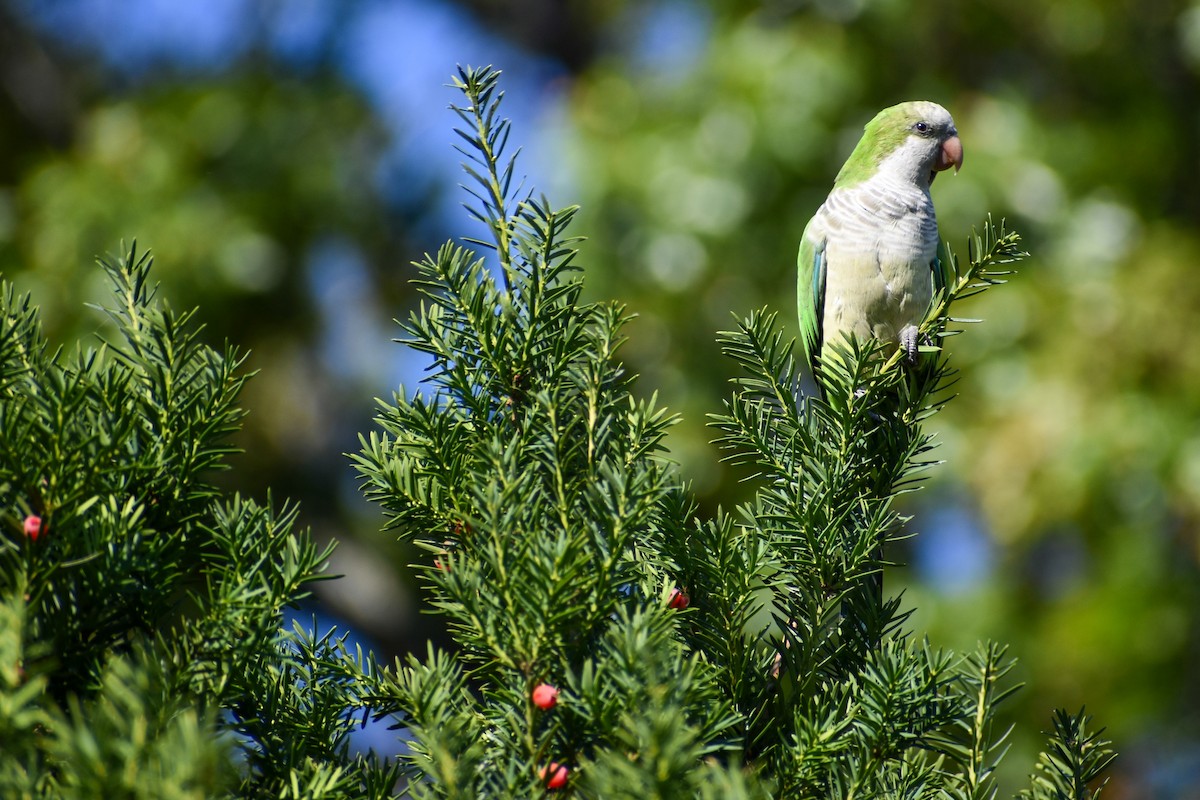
(935, 134), (964, 174)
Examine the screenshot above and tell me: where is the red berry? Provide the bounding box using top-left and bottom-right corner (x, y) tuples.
(434, 558), (449, 572)
(540, 762), (569, 789)
(532, 683), (558, 710)
(668, 588), (689, 609)
(23, 515), (41, 542)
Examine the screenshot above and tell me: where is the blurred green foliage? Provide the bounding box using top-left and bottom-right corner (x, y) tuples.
(1, 75), (401, 493)
(1, 0), (1198, 793)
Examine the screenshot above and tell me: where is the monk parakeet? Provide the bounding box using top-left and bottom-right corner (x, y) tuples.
(797, 101), (963, 384)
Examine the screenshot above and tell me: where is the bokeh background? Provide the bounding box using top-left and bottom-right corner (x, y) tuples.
(2, 0), (1198, 795)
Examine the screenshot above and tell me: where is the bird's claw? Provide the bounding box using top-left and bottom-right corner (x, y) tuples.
(899, 326), (919, 364)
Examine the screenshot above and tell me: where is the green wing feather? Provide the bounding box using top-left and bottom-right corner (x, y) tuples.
(797, 229), (826, 379)
(931, 245), (947, 298)
(928, 246), (948, 337)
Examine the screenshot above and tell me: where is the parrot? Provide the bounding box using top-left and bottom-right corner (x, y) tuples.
(797, 101), (963, 387)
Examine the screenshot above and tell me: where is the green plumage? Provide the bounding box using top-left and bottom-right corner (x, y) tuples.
(833, 104), (938, 188)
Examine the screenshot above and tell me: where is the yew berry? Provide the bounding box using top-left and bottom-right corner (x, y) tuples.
(668, 588), (689, 609)
(540, 762), (569, 790)
(532, 683), (558, 710)
(23, 515), (41, 542)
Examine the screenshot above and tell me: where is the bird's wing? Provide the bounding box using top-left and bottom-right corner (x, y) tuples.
(931, 247), (947, 299)
(797, 217), (827, 378)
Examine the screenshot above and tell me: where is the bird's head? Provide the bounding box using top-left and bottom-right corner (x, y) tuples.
(835, 100), (963, 188)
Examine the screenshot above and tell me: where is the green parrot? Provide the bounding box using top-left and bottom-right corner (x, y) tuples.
(797, 101), (963, 385)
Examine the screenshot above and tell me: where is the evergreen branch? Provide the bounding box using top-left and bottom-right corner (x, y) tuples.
(92, 243), (250, 496)
(1020, 709), (1116, 800)
(923, 216), (1026, 344)
(351, 66), (1118, 800)
(0, 281), (44, 396)
(450, 65), (521, 295)
(929, 642), (1021, 800)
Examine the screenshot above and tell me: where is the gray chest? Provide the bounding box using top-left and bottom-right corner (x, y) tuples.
(818, 180), (939, 340)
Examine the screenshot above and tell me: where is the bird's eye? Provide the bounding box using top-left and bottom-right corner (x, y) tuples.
(914, 121), (930, 133)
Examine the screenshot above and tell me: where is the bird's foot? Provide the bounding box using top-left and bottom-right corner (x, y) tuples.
(899, 325), (920, 364)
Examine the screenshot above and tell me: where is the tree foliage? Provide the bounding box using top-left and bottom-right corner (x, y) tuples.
(562, 11), (1200, 774)
(2, 6), (1195, 790)
(347, 65), (1113, 798)
(0, 247), (397, 798)
(0, 30), (1125, 790)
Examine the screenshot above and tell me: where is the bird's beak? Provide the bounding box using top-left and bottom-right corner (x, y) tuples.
(935, 135), (964, 174)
